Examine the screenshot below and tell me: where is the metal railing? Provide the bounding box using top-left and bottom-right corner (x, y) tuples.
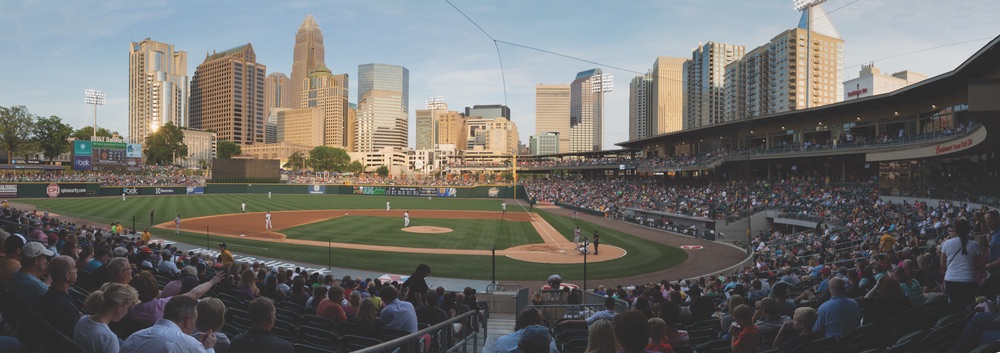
(354, 304), (488, 353)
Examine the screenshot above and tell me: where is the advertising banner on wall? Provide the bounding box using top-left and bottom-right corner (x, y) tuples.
(73, 140), (91, 156)
(186, 186), (205, 195)
(308, 185), (327, 194)
(352, 186), (456, 197)
(126, 143), (142, 158)
(45, 183), (93, 198)
(0, 185), (17, 198)
(73, 156), (92, 171)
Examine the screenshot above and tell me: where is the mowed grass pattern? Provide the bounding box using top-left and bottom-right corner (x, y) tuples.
(284, 216), (538, 250)
(17, 194), (687, 280)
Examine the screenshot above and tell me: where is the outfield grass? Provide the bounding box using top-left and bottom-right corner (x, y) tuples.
(17, 194), (688, 280)
(283, 216), (539, 250)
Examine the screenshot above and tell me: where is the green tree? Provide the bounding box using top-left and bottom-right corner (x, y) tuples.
(33, 115), (73, 162)
(71, 126), (114, 141)
(307, 146), (350, 172)
(346, 160), (365, 174)
(217, 140), (242, 159)
(283, 151), (307, 170)
(0, 106), (36, 163)
(143, 122), (187, 165)
(376, 165), (389, 177)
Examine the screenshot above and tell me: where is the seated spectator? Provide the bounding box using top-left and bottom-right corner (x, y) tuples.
(11, 241), (54, 306)
(0, 234), (26, 285)
(645, 317), (676, 353)
(287, 277), (310, 307)
(120, 295), (217, 353)
(754, 297), (791, 345)
(344, 291), (362, 320)
(127, 270), (223, 326)
(193, 297), (230, 353)
(484, 307), (556, 353)
(771, 307), (821, 353)
(615, 309), (652, 353)
(316, 285), (347, 323)
(813, 277), (861, 337)
(657, 300), (689, 345)
(720, 294), (745, 335)
(306, 286), (326, 313)
(415, 291), (449, 326)
(236, 269), (259, 299)
(161, 266), (198, 298)
(157, 250), (180, 277)
(891, 265), (925, 309)
(355, 298), (384, 337)
(228, 297), (294, 353)
(38, 255), (80, 337)
(75, 282), (140, 353)
(518, 325), (553, 353)
(770, 282), (796, 318)
(858, 276), (910, 324)
(729, 304), (759, 353)
(557, 295), (617, 328)
(379, 286), (418, 333)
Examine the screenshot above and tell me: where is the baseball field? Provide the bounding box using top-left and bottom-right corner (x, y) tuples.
(16, 194), (688, 280)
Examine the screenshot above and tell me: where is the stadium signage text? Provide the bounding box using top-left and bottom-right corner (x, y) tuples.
(91, 136), (127, 143)
(123, 188), (139, 195)
(155, 188), (175, 195)
(935, 137), (974, 155)
(0, 185), (16, 198)
(847, 87), (869, 97)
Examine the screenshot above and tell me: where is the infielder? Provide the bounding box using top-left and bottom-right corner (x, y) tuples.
(573, 226), (581, 245)
(122, 191), (126, 201)
(241, 201), (246, 213)
(386, 200), (391, 211)
(174, 215), (181, 235)
(404, 211), (410, 227)
(265, 211), (273, 229)
(268, 191), (272, 199)
(502, 202), (507, 211)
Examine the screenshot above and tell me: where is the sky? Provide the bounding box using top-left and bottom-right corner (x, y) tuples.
(1, 0), (998, 149)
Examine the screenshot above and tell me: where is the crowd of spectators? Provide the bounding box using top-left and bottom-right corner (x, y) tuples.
(0, 166), (204, 187)
(0, 203), (484, 353)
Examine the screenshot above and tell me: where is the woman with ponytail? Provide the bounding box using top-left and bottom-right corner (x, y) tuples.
(74, 282), (140, 353)
(940, 219), (982, 311)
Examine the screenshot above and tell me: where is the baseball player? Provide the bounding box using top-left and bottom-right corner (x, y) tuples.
(502, 202), (507, 212)
(265, 211), (273, 229)
(573, 226), (581, 245)
(404, 211), (410, 227)
(241, 201), (246, 213)
(386, 200), (391, 212)
(174, 215), (181, 235)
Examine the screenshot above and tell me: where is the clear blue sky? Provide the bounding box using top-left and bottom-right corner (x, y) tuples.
(1, 0), (997, 148)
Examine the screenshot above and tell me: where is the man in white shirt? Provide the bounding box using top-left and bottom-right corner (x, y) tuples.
(265, 212), (272, 229)
(121, 295), (217, 353)
(157, 250), (181, 277)
(241, 202), (246, 213)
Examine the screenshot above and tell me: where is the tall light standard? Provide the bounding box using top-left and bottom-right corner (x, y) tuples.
(793, 0), (828, 109)
(84, 89), (106, 139)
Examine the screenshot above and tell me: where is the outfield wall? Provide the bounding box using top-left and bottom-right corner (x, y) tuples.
(1, 182), (527, 200)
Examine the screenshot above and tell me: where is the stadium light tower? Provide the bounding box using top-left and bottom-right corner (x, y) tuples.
(85, 89), (106, 139)
(793, 0), (827, 109)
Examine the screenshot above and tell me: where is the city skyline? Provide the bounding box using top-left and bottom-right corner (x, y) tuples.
(1, 0), (997, 149)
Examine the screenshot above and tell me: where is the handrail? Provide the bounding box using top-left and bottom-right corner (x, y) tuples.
(354, 306), (485, 353)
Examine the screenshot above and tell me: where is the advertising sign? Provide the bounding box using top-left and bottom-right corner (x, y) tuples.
(46, 183), (92, 198)
(353, 186), (456, 197)
(73, 156), (92, 171)
(126, 143), (142, 158)
(0, 185), (17, 198)
(308, 185), (327, 194)
(73, 140), (91, 157)
(153, 187), (176, 195)
(186, 186), (205, 195)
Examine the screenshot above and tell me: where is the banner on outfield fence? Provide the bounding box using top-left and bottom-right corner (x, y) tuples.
(0, 185), (16, 198)
(352, 186), (456, 197)
(308, 185), (326, 194)
(46, 183), (93, 198)
(186, 186), (205, 195)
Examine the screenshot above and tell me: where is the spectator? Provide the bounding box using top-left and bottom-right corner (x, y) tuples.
(940, 219), (980, 311)
(84, 246), (109, 272)
(128, 270), (223, 326)
(161, 266), (198, 298)
(720, 294), (745, 334)
(316, 285), (347, 323)
(657, 300), (690, 345)
(812, 277), (861, 337)
(355, 298), (384, 337)
(558, 295), (617, 328)
(614, 309), (652, 353)
(754, 297), (791, 345)
(890, 265), (925, 309)
(415, 290), (449, 326)
(0, 234), (25, 285)
(228, 297), (294, 353)
(105, 257), (134, 285)
(380, 286), (418, 333)
(38, 255), (79, 337)
(306, 286), (327, 313)
(193, 298), (230, 353)
(11, 241), (53, 306)
(646, 317), (676, 353)
(729, 304), (759, 353)
(157, 250), (181, 277)
(75, 282), (140, 353)
(517, 325), (552, 353)
(484, 307), (557, 353)
(771, 307), (821, 352)
(236, 269), (259, 299)
(858, 276), (910, 324)
(120, 295), (217, 353)
(402, 263), (431, 305)
(287, 277), (310, 307)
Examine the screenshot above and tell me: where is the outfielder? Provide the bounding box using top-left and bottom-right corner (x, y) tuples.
(404, 211), (410, 227)
(265, 211), (273, 229)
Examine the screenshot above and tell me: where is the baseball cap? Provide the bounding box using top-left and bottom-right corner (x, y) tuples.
(22, 241), (54, 258)
(518, 325), (550, 350)
(4, 233), (26, 254)
(218, 243), (227, 248)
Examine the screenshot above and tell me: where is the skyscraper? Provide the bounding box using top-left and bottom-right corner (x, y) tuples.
(128, 38), (188, 144)
(356, 63), (409, 152)
(301, 64), (350, 149)
(415, 97), (446, 150)
(683, 42), (745, 130)
(290, 15), (325, 109)
(534, 84), (571, 154)
(465, 104), (510, 120)
(629, 73), (652, 141)
(651, 56), (686, 135)
(189, 43), (266, 145)
(265, 72), (291, 116)
(570, 69), (608, 152)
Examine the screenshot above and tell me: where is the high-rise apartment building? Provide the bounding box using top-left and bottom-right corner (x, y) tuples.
(725, 5), (845, 120)
(347, 103), (357, 152)
(436, 111), (467, 151)
(529, 132), (560, 155)
(651, 57), (686, 135)
(265, 72), (291, 116)
(570, 69), (609, 152)
(683, 42), (745, 130)
(128, 38), (188, 144)
(301, 64), (350, 149)
(415, 97), (447, 150)
(356, 63), (409, 152)
(290, 15), (325, 109)
(465, 104), (510, 120)
(535, 84), (571, 154)
(276, 108), (324, 147)
(629, 74), (652, 141)
(189, 43), (266, 145)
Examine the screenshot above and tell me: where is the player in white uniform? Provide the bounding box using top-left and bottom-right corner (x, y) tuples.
(404, 211), (410, 227)
(268, 191), (272, 199)
(502, 202), (507, 211)
(265, 211), (273, 229)
(241, 201), (246, 213)
(386, 200), (391, 211)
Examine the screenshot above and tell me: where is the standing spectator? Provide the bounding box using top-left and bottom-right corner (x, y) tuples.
(812, 277), (861, 337)
(11, 241), (53, 306)
(218, 243), (234, 269)
(120, 296), (217, 353)
(402, 263), (431, 305)
(380, 286), (418, 333)
(593, 231), (600, 255)
(228, 297), (294, 353)
(38, 255), (79, 337)
(940, 219), (980, 311)
(193, 298), (230, 353)
(75, 283), (140, 353)
(729, 304), (759, 353)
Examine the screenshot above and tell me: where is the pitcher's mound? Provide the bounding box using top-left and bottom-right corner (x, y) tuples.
(402, 226), (453, 234)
